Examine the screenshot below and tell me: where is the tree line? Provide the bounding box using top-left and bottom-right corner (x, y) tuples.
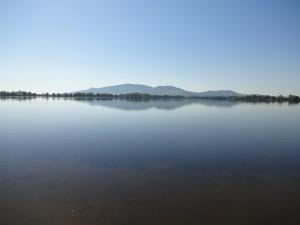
(0, 91), (185, 99)
(0, 91), (38, 97)
(229, 95), (300, 103)
(1, 91), (300, 103)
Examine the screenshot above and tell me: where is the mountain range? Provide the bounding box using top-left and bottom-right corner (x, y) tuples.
(77, 84), (243, 97)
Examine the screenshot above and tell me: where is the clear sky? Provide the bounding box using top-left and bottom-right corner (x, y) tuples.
(0, 0), (299, 95)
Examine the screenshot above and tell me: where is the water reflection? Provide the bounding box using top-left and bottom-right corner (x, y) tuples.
(83, 99), (239, 110)
(0, 98), (300, 225)
(1, 96), (240, 110)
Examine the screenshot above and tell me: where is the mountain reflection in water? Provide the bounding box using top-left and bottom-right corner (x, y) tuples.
(81, 99), (238, 110)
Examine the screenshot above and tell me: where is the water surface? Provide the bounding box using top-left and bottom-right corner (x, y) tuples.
(1, 98), (300, 225)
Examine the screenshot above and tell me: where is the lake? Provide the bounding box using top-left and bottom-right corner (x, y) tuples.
(1, 98), (300, 225)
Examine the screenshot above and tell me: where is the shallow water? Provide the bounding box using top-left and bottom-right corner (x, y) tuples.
(1, 98), (300, 225)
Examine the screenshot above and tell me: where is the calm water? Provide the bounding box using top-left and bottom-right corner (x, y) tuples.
(1, 98), (300, 225)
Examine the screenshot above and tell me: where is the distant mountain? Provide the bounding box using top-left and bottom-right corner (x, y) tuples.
(77, 84), (243, 97)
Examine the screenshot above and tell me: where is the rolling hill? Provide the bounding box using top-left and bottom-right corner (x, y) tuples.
(77, 84), (243, 97)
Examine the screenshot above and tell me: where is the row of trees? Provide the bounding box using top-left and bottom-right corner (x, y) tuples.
(229, 95), (300, 103)
(119, 93), (185, 100)
(0, 91), (185, 100)
(0, 91), (116, 98)
(0, 91), (38, 96)
(41, 92), (116, 98)
(1, 91), (300, 103)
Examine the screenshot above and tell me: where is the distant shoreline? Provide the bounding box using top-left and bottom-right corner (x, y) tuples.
(1, 91), (300, 103)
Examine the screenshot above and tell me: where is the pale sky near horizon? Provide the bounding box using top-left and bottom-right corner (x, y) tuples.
(0, 0), (299, 95)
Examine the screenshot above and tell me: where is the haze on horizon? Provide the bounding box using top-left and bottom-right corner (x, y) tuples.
(0, 0), (299, 95)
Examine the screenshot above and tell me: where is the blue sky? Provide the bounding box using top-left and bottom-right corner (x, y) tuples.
(0, 0), (299, 95)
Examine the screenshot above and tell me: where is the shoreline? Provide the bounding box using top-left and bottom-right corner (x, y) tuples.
(1, 94), (299, 104)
